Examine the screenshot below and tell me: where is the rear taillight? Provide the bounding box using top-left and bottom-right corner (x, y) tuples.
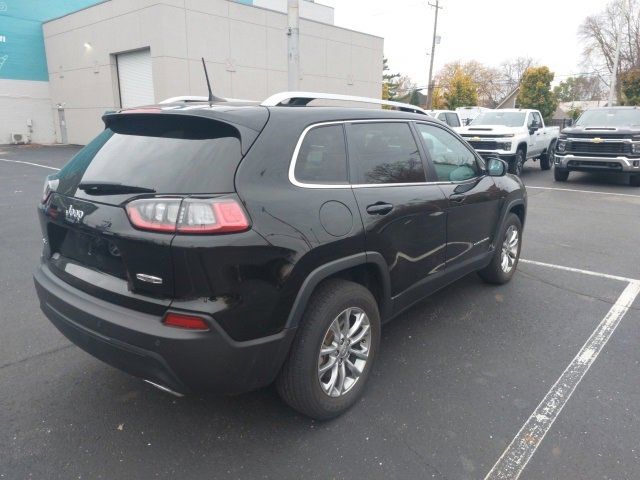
(42, 177), (59, 203)
(125, 197), (250, 234)
(126, 198), (181, 232)
(162, 312), (210, 331)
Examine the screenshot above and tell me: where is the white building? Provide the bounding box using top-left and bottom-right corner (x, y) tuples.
(35, 0), (383, 145)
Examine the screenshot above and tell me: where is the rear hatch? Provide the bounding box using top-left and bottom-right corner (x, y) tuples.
(40, 109), (267, 312)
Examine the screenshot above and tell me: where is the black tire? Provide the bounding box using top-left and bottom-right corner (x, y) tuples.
(630, 175), (640, 187)
(540, 141), (555, 171)
(508, 149), (525, 176)
(276, 279), (381, 420)
(554, 168), (569, 182)
(478, 213), (522, 285)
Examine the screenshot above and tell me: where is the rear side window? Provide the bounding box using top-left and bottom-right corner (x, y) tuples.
(445, 113), (461, 127)
(294, 124), (348, 185)
(348, 122), (426, 184)
(55, 115), (242, 196)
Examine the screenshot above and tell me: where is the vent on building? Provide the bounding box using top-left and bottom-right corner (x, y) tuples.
(11, 133), (31, 145)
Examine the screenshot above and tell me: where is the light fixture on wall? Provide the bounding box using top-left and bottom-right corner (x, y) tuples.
(84, 42), (92, 50)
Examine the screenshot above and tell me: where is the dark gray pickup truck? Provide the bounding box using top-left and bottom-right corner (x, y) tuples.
(553, 107), (640, 186)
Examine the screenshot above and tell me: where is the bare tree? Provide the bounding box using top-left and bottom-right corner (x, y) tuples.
(394, 75), (418, 96)
(579, 0), (640, 91)
(500, 57), (536, 93)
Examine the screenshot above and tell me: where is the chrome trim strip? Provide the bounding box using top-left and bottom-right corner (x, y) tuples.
(143, 380), (184, 397)
(288, 119), (476, 189)
(262, 91), (429, 115)
(136, 273), (163, 285)
(556, 154), (633, 166)
(565, 137), (637, 143)
(289, 121), (351, 189)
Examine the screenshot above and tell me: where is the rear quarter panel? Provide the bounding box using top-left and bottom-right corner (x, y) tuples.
(220, 111), (367, 340)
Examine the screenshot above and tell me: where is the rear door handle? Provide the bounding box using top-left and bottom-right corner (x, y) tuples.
(366, 202), (393, 215)
(450, 194), (466, 205)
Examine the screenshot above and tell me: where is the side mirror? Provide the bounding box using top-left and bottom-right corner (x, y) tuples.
(529, 122), (540, 134)
(487, 157), (507, 177)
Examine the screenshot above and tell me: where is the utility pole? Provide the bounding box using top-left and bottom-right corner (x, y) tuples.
(425, 0), (442, 109)
(287, 0), (300, 91)
(608, 0), (626, 106)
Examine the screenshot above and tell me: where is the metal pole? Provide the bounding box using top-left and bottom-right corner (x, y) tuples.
(287, 0), (300, 91)
(608, 0), (625, 106)
(426, 0), (442, 109)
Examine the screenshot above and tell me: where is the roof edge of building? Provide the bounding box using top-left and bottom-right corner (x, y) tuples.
(42, 0), (383, 41)
(43, 0), (111, 25)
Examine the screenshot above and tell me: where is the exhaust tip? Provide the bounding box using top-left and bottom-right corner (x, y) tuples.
(143, 379), (184, 398)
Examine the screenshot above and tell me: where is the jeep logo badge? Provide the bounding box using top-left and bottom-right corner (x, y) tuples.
(65, 205), (85, 223)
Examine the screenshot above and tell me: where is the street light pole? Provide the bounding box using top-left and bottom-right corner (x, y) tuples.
(425, 0), (442, 109)
(287, 0), (300, 91)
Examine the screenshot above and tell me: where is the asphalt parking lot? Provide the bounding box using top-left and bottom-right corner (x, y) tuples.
(1, 145), (639, 480)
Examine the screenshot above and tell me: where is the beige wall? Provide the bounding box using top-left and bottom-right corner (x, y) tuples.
(43, 0), (383, 144)
(0, 79), (57, 144)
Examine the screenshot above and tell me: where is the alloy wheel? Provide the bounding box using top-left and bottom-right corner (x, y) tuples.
(501, 225), (519, 273)
(317, 307), (371, 397)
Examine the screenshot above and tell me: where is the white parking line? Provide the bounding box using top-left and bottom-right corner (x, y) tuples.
(485, 260), (640, 480)
(0, 158), (61, 171)
(527, 185), (640, 198)
(520, 259), (637, 283)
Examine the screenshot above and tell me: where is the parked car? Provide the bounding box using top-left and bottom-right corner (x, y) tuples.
(456, 106), (492, 126)
(426, 109), (463, 130)
(458, 109), (560, 175)
(34, 92), (527, 420)
(554, 106), (640, 186)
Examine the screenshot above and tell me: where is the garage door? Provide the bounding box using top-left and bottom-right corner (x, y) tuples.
(117, 49), (155, 108)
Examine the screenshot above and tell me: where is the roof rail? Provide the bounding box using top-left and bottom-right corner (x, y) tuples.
(159, 96), (259, 104)
(159, 96), (208, 104)
(261, 91), (429, 115)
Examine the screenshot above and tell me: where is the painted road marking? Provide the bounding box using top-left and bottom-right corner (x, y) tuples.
(527, 185), (640, 198)
(520, 258), (636, 283)
(485, 260), (640, 480)
(0, 158), (61, 171)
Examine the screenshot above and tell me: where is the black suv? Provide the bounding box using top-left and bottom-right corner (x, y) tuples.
(34, 93), (527, 419)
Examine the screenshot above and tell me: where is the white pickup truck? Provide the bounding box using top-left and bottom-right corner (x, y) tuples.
(457, 109), (560, 175)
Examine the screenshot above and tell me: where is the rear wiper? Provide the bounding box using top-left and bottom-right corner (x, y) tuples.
(78, 181), (156, 195)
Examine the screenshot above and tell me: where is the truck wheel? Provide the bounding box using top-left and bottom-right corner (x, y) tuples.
(276, 279), (381, 420)
(631, 175), (640, 187)
(554, 168), (569, 182)
(540, 141), (555, 171)
(508, 149), (525, 176)
(478, 213), (522, 285)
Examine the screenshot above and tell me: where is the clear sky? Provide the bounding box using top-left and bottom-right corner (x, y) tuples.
(318, 0), (609, 87)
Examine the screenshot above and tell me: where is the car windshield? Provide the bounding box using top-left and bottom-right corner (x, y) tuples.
(575, 109), (640, 127)
(470, 112), (526, 127)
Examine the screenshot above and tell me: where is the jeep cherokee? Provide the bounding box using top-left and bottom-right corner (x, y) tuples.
(34, 92), (527, 419)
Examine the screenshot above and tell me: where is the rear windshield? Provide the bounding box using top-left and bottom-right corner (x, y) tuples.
(575, 109), (640, 127)
(55, 115), (242, 197)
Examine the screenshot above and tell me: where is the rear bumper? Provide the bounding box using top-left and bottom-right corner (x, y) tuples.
(555, 154), (640, 173)
(34, 264), (296, 395)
